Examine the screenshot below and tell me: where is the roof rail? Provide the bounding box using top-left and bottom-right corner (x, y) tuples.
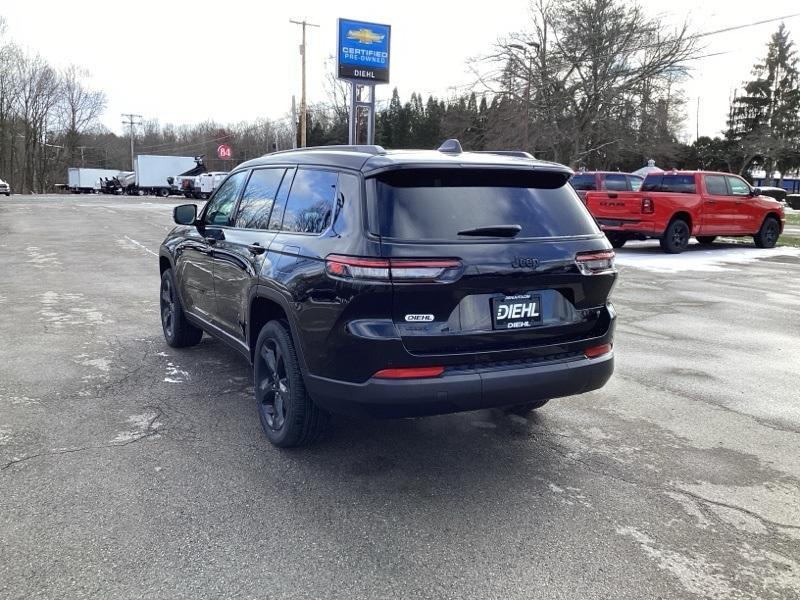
(472, 150), (535, 159)
(269, 144), (386, 156)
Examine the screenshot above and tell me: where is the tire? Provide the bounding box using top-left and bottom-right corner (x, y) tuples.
(160, 269), (203, 348)
(696, 236), (717, 245)
(606, 232), (627, 249)
(254, 320), (328, 447)
(158, 188), (169, 198)
(659, 218), (690, 254)
(505, 399), (550, 416)
(754, 216), (780, 249)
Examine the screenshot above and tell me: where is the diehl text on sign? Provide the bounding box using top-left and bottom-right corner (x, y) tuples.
(337, 18), (391, 84)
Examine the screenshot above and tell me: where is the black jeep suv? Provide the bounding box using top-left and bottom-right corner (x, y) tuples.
(159, 141), (617, 447)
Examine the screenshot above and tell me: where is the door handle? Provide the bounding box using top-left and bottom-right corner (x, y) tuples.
(705, 200), (716, 204)
(247, 243), (266, 255)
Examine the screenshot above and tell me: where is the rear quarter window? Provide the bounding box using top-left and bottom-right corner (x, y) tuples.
(373, 169), (599, 241)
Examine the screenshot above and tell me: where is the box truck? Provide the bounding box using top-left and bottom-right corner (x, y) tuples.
(122, 155), (197, 197)
(67, 168), (123, 193)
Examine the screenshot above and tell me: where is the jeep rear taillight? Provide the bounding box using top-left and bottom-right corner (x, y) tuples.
(325, 255), (462, 282)
(641, 196), (654, 214)
(575, 250), (615, 275)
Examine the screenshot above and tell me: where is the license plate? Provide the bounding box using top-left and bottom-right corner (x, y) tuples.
(491, 294), (542, 330)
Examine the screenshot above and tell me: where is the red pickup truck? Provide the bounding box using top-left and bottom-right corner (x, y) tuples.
(585, 171), (785, 253)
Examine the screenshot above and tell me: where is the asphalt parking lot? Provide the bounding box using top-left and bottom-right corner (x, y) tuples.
(1, 194), (799, 600)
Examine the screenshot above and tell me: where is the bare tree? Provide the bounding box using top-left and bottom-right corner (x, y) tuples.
(57, 64), (107, 167)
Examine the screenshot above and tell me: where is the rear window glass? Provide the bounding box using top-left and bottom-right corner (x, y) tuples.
(642, 174), (696, 194)
(570, 174), (596, 191)
(373, 169), (598, 241)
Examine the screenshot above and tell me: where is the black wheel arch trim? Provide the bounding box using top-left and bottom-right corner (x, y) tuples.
(250, 285), (311, 375)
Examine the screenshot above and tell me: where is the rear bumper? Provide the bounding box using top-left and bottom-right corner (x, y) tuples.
(596, 218), (659, 237)
(305, 353), (614, 418)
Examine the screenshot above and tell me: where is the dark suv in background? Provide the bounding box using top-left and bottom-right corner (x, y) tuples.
(159, 141), (617, 447)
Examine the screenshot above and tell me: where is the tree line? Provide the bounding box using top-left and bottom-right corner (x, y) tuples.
(2, 2), (800, 192)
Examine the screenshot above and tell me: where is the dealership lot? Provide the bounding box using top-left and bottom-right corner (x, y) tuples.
(1, 195), (799, 599)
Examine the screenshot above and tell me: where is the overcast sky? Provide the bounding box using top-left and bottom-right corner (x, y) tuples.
(2, 0), (799, 142)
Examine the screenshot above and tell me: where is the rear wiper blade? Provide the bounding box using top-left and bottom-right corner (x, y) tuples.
(456, 224), (522, 237)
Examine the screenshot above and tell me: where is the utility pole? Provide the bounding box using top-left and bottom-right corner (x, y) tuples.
(121, 113), (142, 170)
(291, 95), (298, 149)
(290, 19), (319, 148)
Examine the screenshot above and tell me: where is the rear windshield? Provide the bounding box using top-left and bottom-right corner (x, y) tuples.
(642, 174), (697, 194)
(570, 174), (596, 191)
(372, 169), (599, 241)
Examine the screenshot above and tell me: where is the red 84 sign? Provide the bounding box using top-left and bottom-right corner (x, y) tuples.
(217, 144), (233, 160)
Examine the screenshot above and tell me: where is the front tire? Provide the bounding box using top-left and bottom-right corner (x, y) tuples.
(160, 269), (203, 348)
(254, 321), (327, 447)
(754, 216), (780, 248)
(696, 236), (716, 245)
(660, 219), (690, 254)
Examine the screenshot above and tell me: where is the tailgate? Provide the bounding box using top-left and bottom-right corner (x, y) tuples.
(585, 191), (644, 221)
(371, 167), (616, 357)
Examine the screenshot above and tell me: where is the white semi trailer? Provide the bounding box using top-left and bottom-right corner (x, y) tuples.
(67, 168), (123, 193)
(123, 155), (197, 197)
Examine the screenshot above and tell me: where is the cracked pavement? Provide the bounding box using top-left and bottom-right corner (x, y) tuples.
(1, 194), (798, 599)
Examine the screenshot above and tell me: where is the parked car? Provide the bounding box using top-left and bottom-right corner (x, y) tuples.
(0, 177), (10, 196)
(158, 141), (617, 447)
(570, 171), (644, 202)
(585, 170), (785, 252)
(756, 186), (788, 206)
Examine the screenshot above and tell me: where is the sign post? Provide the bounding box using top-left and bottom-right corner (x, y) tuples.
(337, 18), (391, 145)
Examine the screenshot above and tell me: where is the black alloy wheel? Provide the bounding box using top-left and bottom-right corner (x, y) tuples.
(160, 274), (175, 339)
(755, 217), (780, 248)
(257, 338), (289, 432)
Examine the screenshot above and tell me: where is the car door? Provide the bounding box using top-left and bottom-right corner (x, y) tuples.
(178, 170), (247, 324)
(701, 174), (738, 235)
(211, 167), (289, 341)
(726, 174), (757, 233)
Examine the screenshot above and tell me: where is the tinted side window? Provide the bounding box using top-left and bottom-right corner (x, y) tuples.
(570, 174), (596, 191)
(705, 175), (728, 196)
(234, 168), (286, 229)
(642, 175), (696, 194)
(281, 169), (338, 234)
(629, 176), (643, 191)
(661, 175), (696, 194)
(204, 171), (247, 225)
(726, 175), (750, 196)
(602, 174), (628, 191)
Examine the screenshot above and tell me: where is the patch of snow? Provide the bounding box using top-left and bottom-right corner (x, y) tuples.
(615, 241), (800, 273)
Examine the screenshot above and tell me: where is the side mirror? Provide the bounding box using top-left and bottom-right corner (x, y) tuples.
(751, 187), (761, 197)
(173, 204), (197, 225)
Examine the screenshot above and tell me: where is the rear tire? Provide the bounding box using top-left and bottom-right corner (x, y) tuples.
(158, 188), (169, 198)
(754, 216), (780, 248)
(505, 399), (550, 416)
(606, 233), (627, 249)
(254, 321), (328, 448)
(696, 236), (717, 245)
(659, 218), (690, 254)
(160, 269), (203, 348)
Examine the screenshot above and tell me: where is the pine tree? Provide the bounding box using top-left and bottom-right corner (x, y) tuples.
(728, 24), (800, 180)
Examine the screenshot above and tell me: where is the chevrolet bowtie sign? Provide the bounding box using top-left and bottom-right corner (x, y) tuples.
(337, 18), (391, 84)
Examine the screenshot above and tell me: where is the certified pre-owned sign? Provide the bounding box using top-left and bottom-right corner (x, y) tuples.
(337, 18), (391, 83)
